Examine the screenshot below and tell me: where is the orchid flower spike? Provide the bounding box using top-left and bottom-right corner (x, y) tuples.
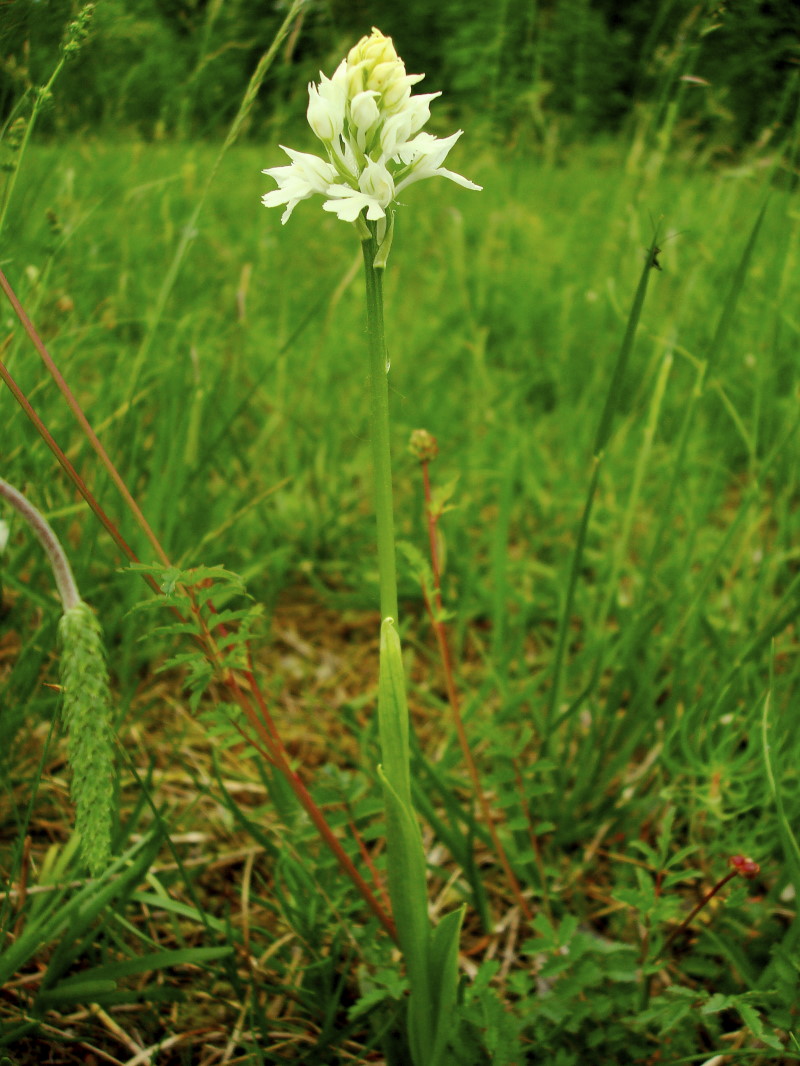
(262, 27), (481, 261)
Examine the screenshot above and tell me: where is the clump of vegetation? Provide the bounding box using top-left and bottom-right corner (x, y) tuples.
(1, 2), (799, 1063)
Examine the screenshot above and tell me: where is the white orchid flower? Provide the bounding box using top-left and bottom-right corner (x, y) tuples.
(323, 159), (395, 223)
(394, 131), (483, 195)
(262, 27), (481, 260)
(261, 147), (337, 224)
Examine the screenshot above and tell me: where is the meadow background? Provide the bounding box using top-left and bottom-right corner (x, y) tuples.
(1, 0), (800, 1062)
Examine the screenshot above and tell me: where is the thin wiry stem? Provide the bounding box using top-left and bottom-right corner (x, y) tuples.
(0, 266), (170, 568)
(0, 477), (80, 611)
(418, 457), (533, 924)
(0, 344), (156, 590)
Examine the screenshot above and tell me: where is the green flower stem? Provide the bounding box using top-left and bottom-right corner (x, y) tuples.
(361, 232), (463, 1066)
(0, 476), (80, 611)
(362, 229), (399, 623)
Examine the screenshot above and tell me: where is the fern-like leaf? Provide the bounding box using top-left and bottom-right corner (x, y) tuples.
(126, 562), (264, 712)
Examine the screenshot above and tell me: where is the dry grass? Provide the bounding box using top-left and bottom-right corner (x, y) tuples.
(2, 591), (527, 1065)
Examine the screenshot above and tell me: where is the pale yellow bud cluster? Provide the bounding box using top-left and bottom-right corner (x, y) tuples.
(345, 28), (422, 115)
(347, 26), (400, 70)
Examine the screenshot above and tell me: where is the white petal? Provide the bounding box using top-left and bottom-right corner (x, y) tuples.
(435, 167), (483, 191)
(322, 188), (386, 222)
(261, 190), (304, 224)
(280, 201), (299, 224)
(322, 196), (368, 222)
(261, 163), (296, 184)
(364, 197), (387, 220)
(330, 58), (348, 89)
(351, 90), (380, 131)
(279, 147), (337, 191)
(382, 72), (426, 112)
(394, 130), (481, 196)
(261, 146), (338, 223)
(400, 130), (463, 171)
(262, 189), (291, 207)
(403, 91), (442, 135)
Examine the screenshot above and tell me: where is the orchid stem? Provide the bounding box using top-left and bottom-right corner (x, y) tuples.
(362, 229), (399, 623)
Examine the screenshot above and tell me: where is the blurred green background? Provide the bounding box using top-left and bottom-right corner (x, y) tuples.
(2, 0), (798, 146)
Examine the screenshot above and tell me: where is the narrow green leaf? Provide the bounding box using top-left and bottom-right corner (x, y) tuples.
(39, 834), (161, 993)
(51, 944), (234, 986)
(547, 227), (661, 737)
(37, 979), (118, 1004)
(762, 689), (800, 888)
(704, 200), (768, 377)
(378, 618), (411, 804)
(592, 228), (660, 458)
(378, 765), (433, 1065)
(0, 836), (157, 990)
(427, 904), (466, 1066)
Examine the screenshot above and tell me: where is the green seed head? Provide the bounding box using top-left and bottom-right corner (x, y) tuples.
(62, 3), (95, 59)
(6, 116), (27, 152)
(58, 600), (115, 877)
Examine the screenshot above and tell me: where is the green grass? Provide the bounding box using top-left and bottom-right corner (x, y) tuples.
(2, 124), (800, 1062)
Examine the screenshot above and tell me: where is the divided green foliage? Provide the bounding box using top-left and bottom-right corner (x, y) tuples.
(126, 562), (264, 712)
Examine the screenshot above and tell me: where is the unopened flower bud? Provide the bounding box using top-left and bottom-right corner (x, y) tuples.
(346, 61), (368, 100)
(348, 27), (399, 71)
(368, 61), (401, 94)
(350, 90), (381, 140)
(409, 429), (438, 463)
(307, 84), (339, 142)
(381, 76), (414, 113)
(729, 854), (760, 880)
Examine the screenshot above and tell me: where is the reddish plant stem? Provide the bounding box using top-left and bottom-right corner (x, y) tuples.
(347, 808), (393, 919)
(0, 351), (161, 597)
(663, 869), (738, 951)
(225, 664), (398, 943)
(421, 462), (442, 605)
(237, 653), (398, 938)
(419, 457), (533, 923)
(0, 266), (170, 567)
